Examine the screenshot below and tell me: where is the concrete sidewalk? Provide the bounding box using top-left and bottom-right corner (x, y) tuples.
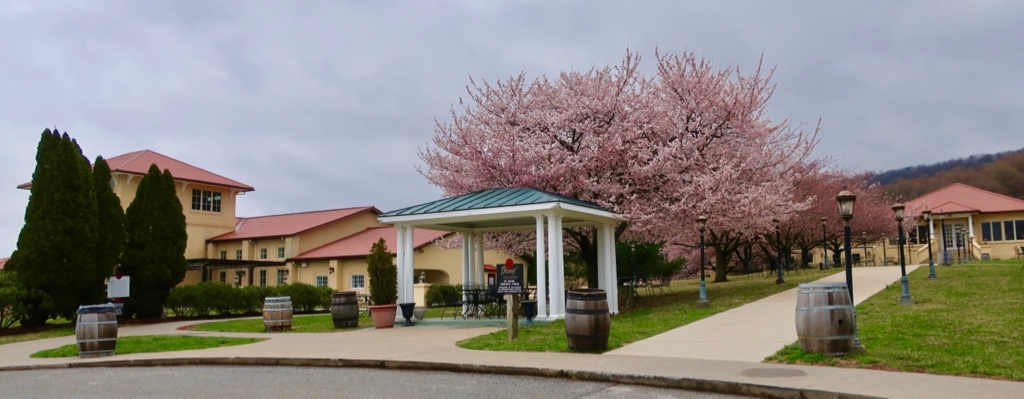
(1, 265), (1022, 399)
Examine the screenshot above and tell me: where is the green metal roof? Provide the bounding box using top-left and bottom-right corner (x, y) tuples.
(380, 187), (611, 217)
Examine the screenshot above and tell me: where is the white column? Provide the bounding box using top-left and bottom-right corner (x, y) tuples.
(602, 223), (619, 314)
(476, 234), (486, 286)
(546, 213), (559, 319)
(468, 233), (476, 285)
(405, 226), (415, 302)
(461, 234), (470, 313)
(396, 225), (406, 304)
(597, 225), (609, 291)
(535, 215), (547, 319)
(551, 215), (566, 318)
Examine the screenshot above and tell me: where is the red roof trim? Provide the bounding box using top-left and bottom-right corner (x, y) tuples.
(18, 149), (254, 192)
(208, 207), (381, 241)
(291, 226), (451, 261)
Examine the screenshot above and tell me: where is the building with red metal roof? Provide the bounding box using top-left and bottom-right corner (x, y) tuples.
(906, 183), (1024, 262)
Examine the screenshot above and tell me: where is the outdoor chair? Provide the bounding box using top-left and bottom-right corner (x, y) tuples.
(646, 275), (671, 295)
(1015, 245), (1024, 259)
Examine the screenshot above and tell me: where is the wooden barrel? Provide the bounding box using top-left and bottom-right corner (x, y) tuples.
(331, 291), (360, 328)
(795, 282), (856, 355)
(76, 304), (117, 358)
(263, 296), (293, 332)
(564, 289), (610, 352)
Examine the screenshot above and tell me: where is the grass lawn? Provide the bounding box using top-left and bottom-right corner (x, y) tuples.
(189, 307), (453, 333)
(31, 335), (266, 358)
(459, 268), (843, 353)
(766, 261), (1024, 381)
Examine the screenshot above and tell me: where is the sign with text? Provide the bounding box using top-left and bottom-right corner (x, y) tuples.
(496, 259), (524, 295)
(107, 275), (130, 299)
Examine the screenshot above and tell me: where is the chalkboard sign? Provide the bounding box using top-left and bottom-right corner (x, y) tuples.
(497, 258), (524, 295)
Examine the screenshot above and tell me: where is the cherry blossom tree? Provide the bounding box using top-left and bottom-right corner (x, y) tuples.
(420, 49), (822, 287)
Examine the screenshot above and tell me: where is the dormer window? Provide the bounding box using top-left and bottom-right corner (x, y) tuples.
(191, 189), (222, 212)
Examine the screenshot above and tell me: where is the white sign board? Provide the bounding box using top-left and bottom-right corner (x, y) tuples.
(107, 276), (130, 298)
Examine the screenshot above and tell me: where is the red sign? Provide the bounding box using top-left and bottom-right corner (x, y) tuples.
(505, 258), (514, 268)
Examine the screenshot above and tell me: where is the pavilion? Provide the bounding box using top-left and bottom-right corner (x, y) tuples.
(378, 187), (622, 319)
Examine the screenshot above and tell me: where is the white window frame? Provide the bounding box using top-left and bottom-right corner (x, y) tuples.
(315, 275), (328, 287)
(351, 274), (365, 289)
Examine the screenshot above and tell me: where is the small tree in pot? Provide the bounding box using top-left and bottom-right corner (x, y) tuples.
(367, 238), (398, 328)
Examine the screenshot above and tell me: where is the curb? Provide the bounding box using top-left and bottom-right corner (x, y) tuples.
(0, 356), (883, 399)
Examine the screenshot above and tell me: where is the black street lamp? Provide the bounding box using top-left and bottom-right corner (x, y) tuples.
(773, 218), (784, 284)
(836, 186), (864, 351)
(821, 217), (829, 269)
(697, 216), (709, 307)
(893, 203), (914, 305)
(922, 209), (937, 279)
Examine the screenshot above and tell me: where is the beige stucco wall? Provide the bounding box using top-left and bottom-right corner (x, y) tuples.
(111, 173), (239, 259)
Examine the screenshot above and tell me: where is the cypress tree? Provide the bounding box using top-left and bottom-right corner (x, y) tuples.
(119, 164), (188, 318)
(7, 129), (98, 326)
(89, 156), (126, 304)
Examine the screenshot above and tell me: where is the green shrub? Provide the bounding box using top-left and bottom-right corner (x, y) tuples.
(0, 272), (28, 328)
(241, 285), (278, 314)
(167, 284), (201, 317)
(367, 238), (397, 305)
(202, 282), (238, 316)
(425, 284), (461, 308)
(279, 283), (331, 313)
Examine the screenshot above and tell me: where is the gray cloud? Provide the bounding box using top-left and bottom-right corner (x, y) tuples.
(3, 1), (1023, 256)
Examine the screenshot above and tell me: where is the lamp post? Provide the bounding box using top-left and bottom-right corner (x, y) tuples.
(836, 186), (864, 351)
(893, 203), (914, 305)
(966, 235), (972, 262)
(773, 218), (784, 284)
(821, 217), (829, 269)
(881, 234), (887, 266)
(922, 209), (937, 279)
(861, 231), (868, 266)
(697, 216), (709, 307)
(939, 213), (947, 265)
(955, 226), (963, 265)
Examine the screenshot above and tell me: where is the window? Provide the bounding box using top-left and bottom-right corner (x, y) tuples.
(277, 247), (285, 259)
(235, 249), (242, 260)
(277, 269), (287, 285)
(1005, 221), (1017, 242)
(1017, 220), (1024, 240)
(982, 221), (994, 242)
(260, 248), (268, 260)
(219, 271), (226, 283)
(913, 226), (929, 245)
(351, 274), (365, 289)
(190, 189), (222, 212)
(219, 250), (227, 260)
(259, 270), (267, 287)
(315, 275), (328, 287)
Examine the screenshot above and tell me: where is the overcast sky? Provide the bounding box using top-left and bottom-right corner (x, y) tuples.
(2, 1), (1023, 258)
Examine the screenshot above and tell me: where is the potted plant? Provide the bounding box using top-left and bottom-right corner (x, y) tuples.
(367, 237), (398, 328)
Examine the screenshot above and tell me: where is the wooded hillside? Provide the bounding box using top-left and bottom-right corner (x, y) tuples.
(877, 147), (1024, 200)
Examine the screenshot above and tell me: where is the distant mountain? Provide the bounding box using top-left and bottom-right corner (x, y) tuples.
(875, 147), (1024, 201)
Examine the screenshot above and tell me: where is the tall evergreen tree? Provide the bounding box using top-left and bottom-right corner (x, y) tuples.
(88, 156), (126, 304)
(119, 164), (188, 318)
(7, 129), (98, 326)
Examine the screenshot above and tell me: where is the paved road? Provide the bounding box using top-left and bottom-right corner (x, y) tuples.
(0, 366), (748, 399)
